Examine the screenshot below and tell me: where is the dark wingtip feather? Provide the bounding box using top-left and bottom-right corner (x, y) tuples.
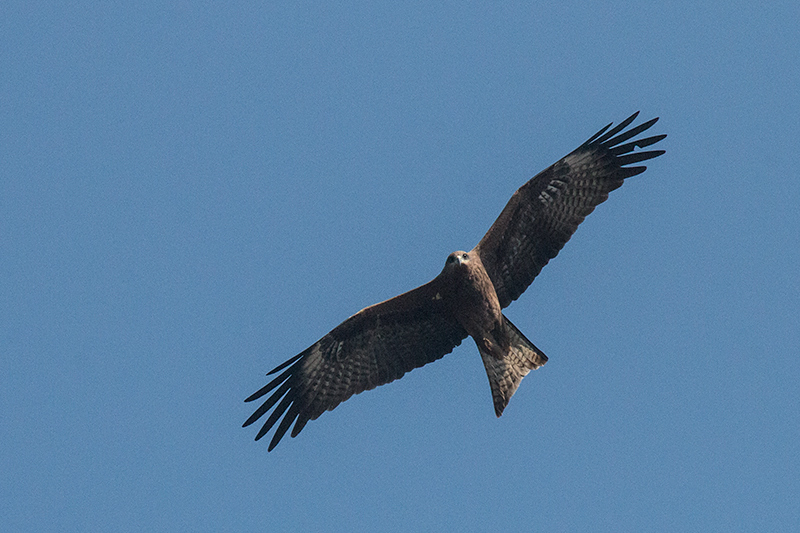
(243, 379), (293, 427)
(602, 117), (660, 149)
(639, 133), (667, 147)
(244, 363), (297, 403)
(617, 150), (666, 167)
(268, 402), (302, 451)
(581, 114), (666, 176)
(290, 416), (310, 438)
(266, 352), (304, 376)
(608, 134), (667, 156)
(618, 166), (648, 178)
(584, 121), (615, 145)
(255, 393), (294, 441)
(594, 111), (641, 145)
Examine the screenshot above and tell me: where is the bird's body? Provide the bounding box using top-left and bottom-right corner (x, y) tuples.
(442, 251), (504, 353)
(244, 112), (666, 450)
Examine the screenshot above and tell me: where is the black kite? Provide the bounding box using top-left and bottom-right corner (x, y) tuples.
(244, 112), (666, 450)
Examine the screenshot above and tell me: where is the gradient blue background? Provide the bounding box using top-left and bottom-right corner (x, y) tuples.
(3, 2), (798, 531)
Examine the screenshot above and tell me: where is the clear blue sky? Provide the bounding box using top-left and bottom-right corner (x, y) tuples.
(3, 2), (799, 531)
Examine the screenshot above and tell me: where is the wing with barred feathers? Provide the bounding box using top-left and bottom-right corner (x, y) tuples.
(243, 278), (468, 451)
(475, 112), (666, 308)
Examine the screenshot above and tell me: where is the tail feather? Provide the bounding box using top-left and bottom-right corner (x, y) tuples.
(478, 315), (547, 417)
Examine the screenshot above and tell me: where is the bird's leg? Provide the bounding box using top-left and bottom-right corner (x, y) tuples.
(481, 336), (506, 360)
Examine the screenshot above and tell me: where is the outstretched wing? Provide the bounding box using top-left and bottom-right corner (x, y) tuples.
(474, 112), (666, 308)
(243, 278), (468, 451)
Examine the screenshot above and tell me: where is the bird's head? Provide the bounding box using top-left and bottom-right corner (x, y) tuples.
(445, 251), (471, 268)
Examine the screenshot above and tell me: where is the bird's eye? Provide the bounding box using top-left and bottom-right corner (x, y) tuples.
(462, 253), (469, 260)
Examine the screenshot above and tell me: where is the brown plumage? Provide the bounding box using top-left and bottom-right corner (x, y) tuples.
(244, 112), (666, 450)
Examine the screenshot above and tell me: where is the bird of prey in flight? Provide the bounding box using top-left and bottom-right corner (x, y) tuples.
(244, 112), (666, 451)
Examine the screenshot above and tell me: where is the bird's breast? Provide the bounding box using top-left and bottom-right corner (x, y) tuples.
(446, 259), (503, 338)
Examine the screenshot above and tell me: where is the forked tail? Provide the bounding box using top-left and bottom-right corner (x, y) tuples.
(478, 315), (548, 416)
